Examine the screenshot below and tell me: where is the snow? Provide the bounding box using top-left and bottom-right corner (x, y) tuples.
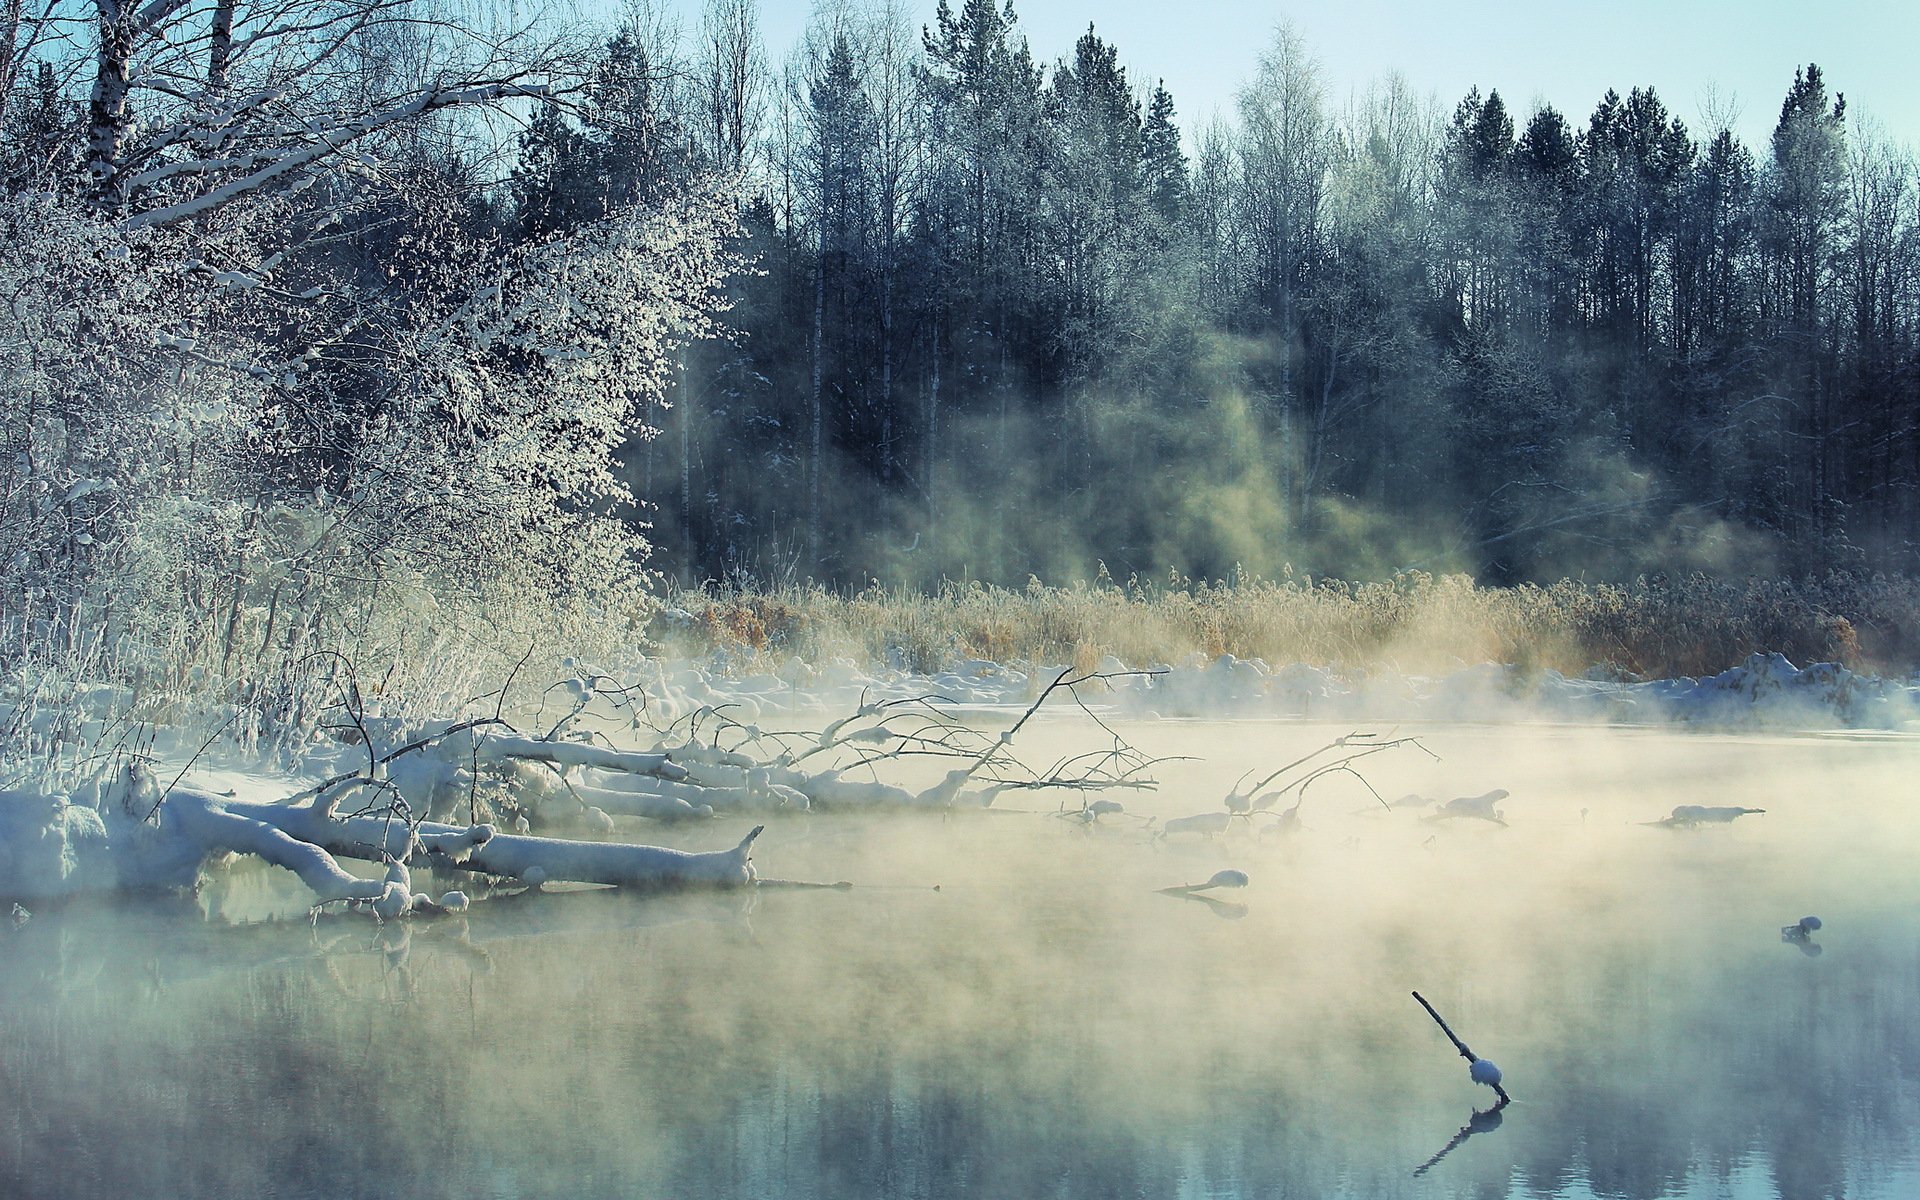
(0, 792), (111, 899)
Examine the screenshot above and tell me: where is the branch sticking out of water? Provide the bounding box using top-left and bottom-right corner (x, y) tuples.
(1412, 990), (1511, 1104)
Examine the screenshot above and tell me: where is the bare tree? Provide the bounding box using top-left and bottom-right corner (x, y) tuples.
(62, 0), (573, 225)
(695, 0), (766, 178)
(861, 0), (923, 487)
(1236, 21), (1331, 519)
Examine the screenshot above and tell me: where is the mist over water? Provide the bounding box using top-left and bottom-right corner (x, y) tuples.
(3, 720), (1918, 1199)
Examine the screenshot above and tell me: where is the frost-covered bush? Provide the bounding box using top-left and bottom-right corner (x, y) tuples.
(338, 187), (742, 622)
(0, 193), (254, 663)
(1, 180), (740, 782)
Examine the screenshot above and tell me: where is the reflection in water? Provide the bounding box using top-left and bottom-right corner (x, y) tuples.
(1163, 890), (1249, 920)
(1413, 1097), (1509, 1177)
(1782, 915), (1825, 957)
(2, 723), (1920, 1199)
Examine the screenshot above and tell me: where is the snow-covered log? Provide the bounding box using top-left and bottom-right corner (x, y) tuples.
(1, 757), (763, 908)
(227, 799), (761, 891)
(568, 783), (715, 822)
(472, 734), (688, 781)
(167, 799), (396, 907)
(453, 825), (762, 890)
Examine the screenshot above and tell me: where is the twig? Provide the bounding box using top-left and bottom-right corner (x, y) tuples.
(1247, 736), (1434, 814)
(953, 667), (1150, 788)
(147, 711), (240, 823)
(1412, 991), (1511, 1104)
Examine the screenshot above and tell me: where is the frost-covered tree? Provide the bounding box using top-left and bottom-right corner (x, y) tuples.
(1767, 65), (1847, 332)
(1042, 24), (1139, 384)
(1, 0), (747, 732)
(1761, 64), (1847, 542)
(510, 18), (692, 238)
(66, 0), (562, 228)
(1235, 22), (1330, 519)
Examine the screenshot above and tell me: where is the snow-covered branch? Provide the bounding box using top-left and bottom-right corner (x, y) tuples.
(122, 79), (551, 228)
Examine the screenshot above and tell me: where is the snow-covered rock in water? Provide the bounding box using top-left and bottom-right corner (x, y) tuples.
(1269, 663), (1344, 713)
(1434, 790), (1509, 824)
(0, 792), (112, 900)
(1653, 804), (1764, 827)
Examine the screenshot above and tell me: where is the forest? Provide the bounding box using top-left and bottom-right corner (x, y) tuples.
(3, 0), (1918, 690)
(521, 1), (1916, 591)
(6, 8), (1920, 1195)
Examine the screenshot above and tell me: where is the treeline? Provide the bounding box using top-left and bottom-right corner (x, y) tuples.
(510, 2), (1919, 587)
(7, 0), (1918, 598)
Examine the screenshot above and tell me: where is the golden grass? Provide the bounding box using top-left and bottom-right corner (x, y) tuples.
(655, 571), (1920, 679)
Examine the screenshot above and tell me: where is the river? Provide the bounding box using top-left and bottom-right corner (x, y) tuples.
(3, 719), (1916, 1199)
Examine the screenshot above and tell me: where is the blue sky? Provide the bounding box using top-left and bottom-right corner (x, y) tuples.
(687, 0), (1914, 151)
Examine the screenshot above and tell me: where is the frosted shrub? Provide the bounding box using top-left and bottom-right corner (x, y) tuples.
(2, 183), (741, 781)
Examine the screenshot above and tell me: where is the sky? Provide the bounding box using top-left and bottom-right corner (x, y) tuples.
(675, 0), (1917, 152)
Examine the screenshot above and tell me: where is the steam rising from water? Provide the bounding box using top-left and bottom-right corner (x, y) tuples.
(3, 721), (1918, 1198)
(656, 328), (1797, 589)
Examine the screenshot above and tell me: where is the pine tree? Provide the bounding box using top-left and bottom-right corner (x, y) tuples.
(1765, 63), (1848, 546)
(582, 29), (680, 212)
(1768, 64), (1846, 330)
(1044, 24), (1141, 383)
(509, 101), (585, 238)
(1140, 81), (1188, 225)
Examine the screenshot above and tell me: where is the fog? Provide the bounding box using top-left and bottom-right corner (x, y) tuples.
(4, 719), (1917, 1198)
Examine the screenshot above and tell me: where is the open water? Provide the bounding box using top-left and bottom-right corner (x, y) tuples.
(2, 720), (1917, 1199)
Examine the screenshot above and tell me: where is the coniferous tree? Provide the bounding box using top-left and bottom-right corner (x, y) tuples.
(1140, 81), (1188, 226)
(1765, 64), (1847, 543)
(1043, 24), (1139, 386)
(510, 101), (586, 237)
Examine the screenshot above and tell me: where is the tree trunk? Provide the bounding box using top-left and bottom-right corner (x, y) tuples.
(86, 1), (134, 195)
(809, 257), (824, 571)
(207, 0), (235, 92)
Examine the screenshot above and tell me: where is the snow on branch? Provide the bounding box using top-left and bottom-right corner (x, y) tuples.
(122, 79), (553, 229)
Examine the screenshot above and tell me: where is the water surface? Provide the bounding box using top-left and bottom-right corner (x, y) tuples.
(3, 720), (1917, 1199)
